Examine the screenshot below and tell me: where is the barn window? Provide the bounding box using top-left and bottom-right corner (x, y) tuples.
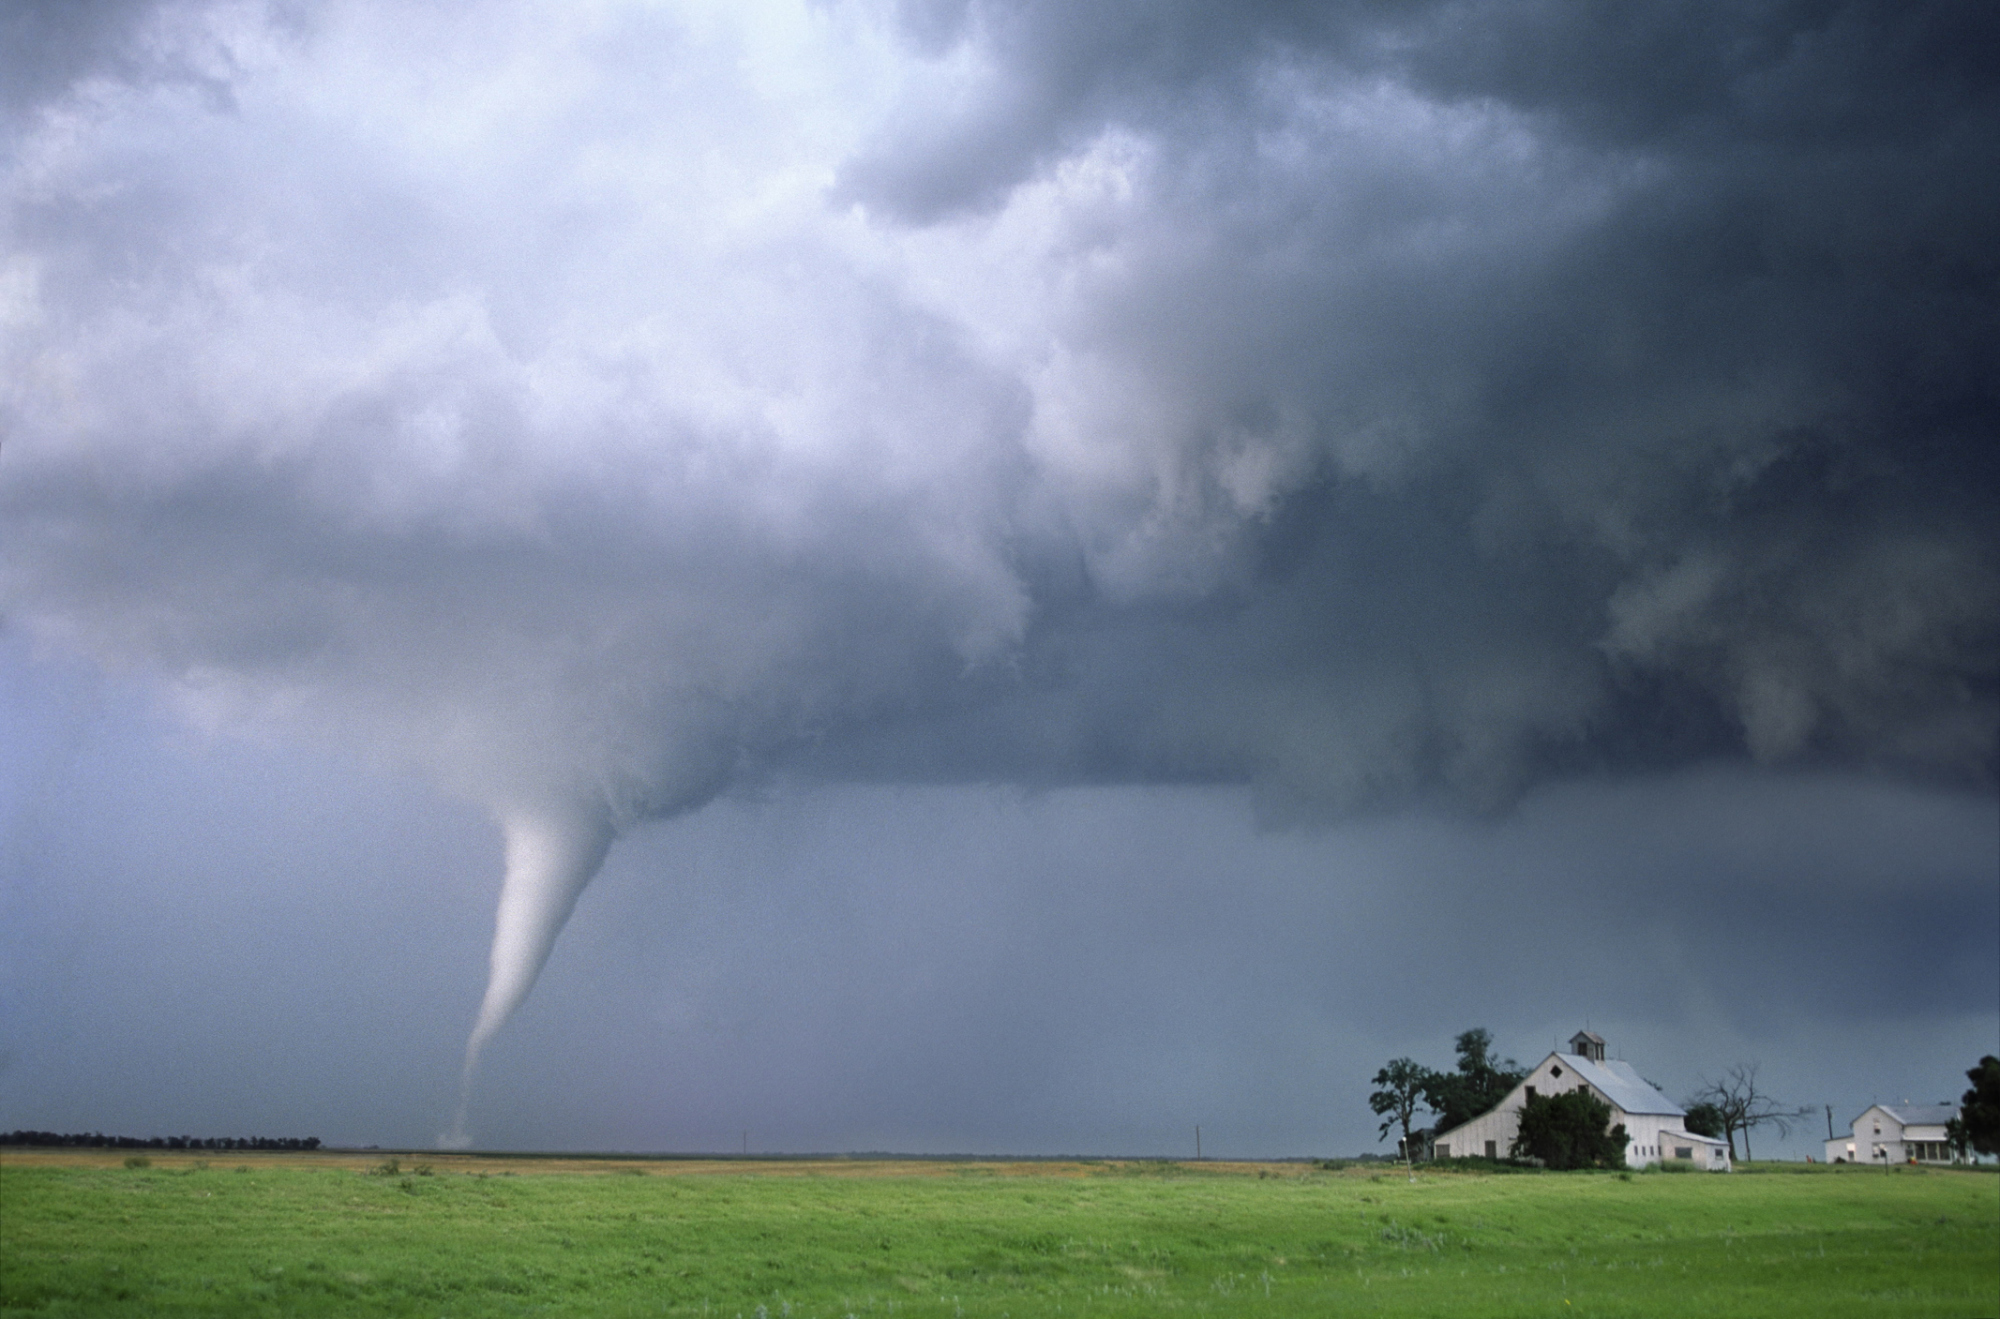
(1551, 1066), (1563, 1078)
(1675, 1146), (1691, 1159)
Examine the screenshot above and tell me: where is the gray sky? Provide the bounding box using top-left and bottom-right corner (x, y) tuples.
(2, 0), (1995, 1156)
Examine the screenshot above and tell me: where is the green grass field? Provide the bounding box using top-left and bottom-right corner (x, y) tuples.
(2, 1153), (1994, 1317)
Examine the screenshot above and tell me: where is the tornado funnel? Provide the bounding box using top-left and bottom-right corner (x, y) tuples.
(447, 802), (615, 1145)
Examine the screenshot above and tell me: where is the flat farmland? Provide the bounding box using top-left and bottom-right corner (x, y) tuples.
(2, 1152), (1993, 1317)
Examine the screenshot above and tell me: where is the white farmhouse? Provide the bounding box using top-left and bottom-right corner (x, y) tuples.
(1430, 1031), (1730, 1170)
(1824, 1103), (1958, 1164)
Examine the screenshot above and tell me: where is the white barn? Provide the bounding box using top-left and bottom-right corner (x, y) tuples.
(1430, 1031), (1730, 1170)
(1824, 1103), (1958, 1164)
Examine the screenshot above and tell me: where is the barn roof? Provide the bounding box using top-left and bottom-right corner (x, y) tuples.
(1560, 1054), (1684, 1117)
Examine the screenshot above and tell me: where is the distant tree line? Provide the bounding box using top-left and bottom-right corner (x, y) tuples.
(2, 1131), (321, 1150)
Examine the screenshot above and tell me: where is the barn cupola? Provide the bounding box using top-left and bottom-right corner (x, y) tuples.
(1569, 1030), (1606, 1061)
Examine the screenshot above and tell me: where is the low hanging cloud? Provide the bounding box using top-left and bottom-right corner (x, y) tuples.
(3, 0), (1994, 1082)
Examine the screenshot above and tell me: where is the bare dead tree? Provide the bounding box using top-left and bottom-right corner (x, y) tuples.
(1687, 1063), (1811, 1161)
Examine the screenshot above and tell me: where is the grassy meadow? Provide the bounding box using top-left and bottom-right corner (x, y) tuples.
(2, 1151), (1994, 1317)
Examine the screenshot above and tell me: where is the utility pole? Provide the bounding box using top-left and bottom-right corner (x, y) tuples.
(1825, 1105), (1835, 1140)
(1195, 1125), (1201, 1160)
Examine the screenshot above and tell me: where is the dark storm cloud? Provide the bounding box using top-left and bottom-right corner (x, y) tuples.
(829, 0), (2000, 804)
(0, 0), (289, 129)
(853, 1), (2000, 215)
(1, 1), (164, 121)
(2, 0), (1993, 1094)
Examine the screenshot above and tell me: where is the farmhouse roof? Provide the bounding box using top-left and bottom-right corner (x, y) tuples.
(1560, 1054), (1684, 1118)
(1873, 1103), (1958, 1127)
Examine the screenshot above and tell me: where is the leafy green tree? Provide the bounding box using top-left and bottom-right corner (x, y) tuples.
(1512, 1090), (1628, 1170)
(1423, 1029), (1527, 1132)
(1369, 1058), (1436, 1155)
(1682, 1102), (1725, 1139)
(1962, 1055), (2000, 1156)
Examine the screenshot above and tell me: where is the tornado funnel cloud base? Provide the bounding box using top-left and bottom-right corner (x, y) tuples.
(451, 805), (615, 1142)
